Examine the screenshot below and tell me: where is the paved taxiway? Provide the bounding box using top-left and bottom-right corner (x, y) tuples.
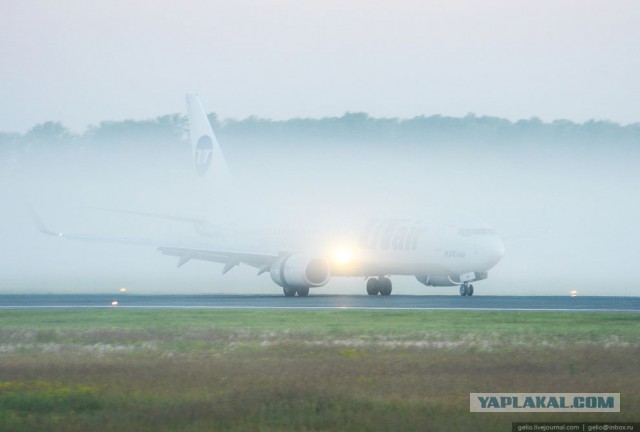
(0, 295), (638, 312)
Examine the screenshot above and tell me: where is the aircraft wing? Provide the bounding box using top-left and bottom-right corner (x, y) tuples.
(32, 208), (278, 275)
(83, 206), (206, 224)
(157, 246), (276, 274)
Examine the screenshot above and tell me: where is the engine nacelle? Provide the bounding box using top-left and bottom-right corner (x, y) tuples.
(270, 254), (331, 289)
(416, 272), (488, 287)
(416, 274), (455, 287)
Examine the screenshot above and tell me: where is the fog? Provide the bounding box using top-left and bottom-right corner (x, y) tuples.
(3, 1), (640, 131)
(1, 115), (639, 296)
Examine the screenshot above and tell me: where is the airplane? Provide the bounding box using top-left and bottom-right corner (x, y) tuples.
(35, 93), (505, 297)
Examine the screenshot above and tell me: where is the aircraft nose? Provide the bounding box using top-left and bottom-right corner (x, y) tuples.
(492, 236), (506, 262)
(497, 237), (506, 258)
(484, 236), (506, 268)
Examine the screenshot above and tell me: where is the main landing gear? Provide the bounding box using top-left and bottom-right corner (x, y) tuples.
(366, 277), (392, 296)
(283, 286), (309, 297)
(459, 283), (474, 296)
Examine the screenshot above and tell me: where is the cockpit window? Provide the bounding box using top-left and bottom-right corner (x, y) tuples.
(457, 228), (496, 236)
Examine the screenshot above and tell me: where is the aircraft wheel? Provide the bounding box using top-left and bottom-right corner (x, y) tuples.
(459, 285), (468, 296)
(467, 284), (474, 296)
(366, 278), (379, 296)
(379, 277), (392, 296)
(297, 287), (309, 297)
(283, 285), (297, 297)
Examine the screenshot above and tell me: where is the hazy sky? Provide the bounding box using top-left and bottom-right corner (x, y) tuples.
(1, 0), (639, 132)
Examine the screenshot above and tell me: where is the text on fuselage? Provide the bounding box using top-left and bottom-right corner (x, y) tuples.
(444, 250), (466, 258)
(359, 219), (428, 251)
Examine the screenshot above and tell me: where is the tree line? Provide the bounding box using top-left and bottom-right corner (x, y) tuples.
(2, 112), (639, 160)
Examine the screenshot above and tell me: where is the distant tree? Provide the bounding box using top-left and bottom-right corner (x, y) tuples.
(16, 122), (76, 164)
(85, 114), (186, 152)
(2, 112), (639, 162)
(206, 113), (221, 132)
(223, 116), (274, 137)
(24, 121), (73, 148)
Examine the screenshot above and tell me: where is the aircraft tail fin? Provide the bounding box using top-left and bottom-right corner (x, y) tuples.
(186, 93), (231, 191)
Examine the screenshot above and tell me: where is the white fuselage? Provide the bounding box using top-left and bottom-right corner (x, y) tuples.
(199, 217), (505, 282)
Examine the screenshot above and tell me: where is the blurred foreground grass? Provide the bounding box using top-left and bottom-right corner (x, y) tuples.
(0, 309), (638, 431)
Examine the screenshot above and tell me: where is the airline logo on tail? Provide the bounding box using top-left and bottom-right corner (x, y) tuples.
(195, 135), (213, 176)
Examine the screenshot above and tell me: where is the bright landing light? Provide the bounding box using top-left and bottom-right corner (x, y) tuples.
(334, 247), (355, 265)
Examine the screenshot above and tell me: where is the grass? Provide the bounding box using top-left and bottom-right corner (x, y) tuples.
(0, 309), (638, 431)
(1, 309), (639, 337)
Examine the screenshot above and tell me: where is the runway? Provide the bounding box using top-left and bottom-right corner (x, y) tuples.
(1, 294), (639, 312)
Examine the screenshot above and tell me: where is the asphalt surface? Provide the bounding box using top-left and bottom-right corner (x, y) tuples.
(0, 294), (639, 312)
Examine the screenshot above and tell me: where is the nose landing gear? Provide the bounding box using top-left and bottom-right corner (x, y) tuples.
(459, 283), (474, 296)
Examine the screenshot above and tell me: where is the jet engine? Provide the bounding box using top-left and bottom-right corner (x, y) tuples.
(415, 272), (488, 287)
(270, 254), (331, 289)
(415, 274), (456, 287)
